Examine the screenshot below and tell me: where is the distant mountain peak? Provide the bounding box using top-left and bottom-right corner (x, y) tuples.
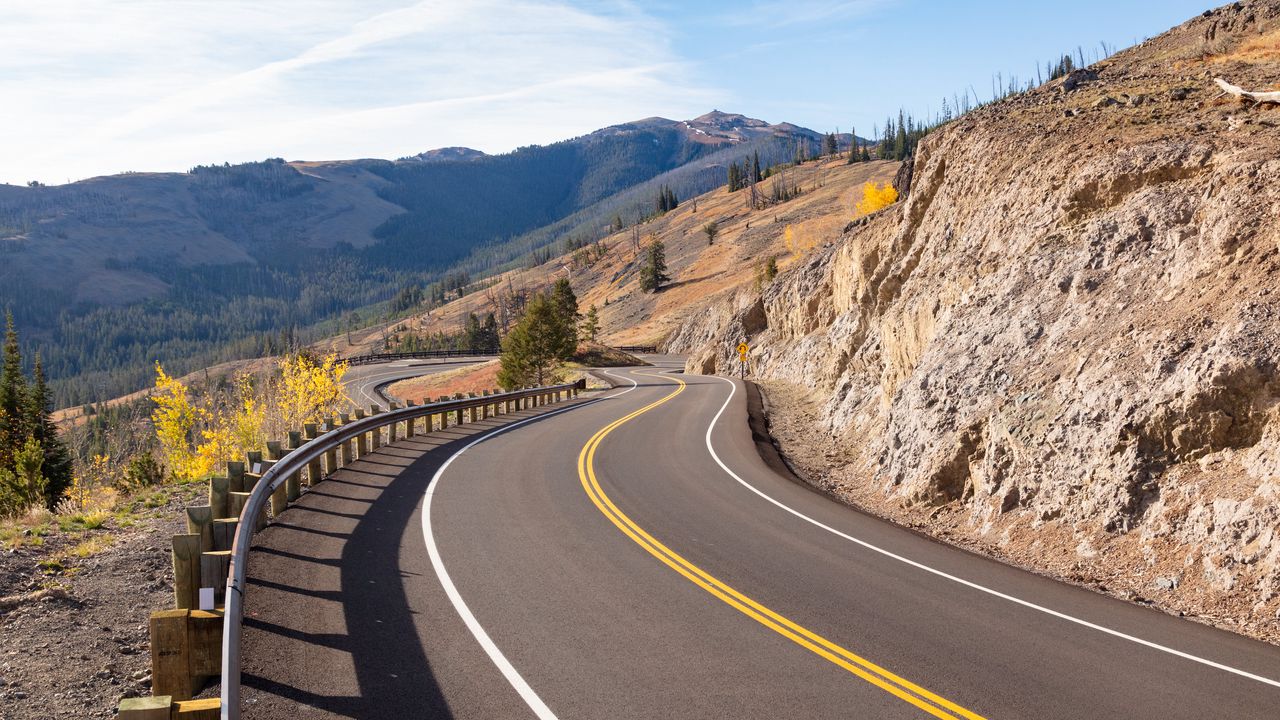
(408, 147), (487, 163)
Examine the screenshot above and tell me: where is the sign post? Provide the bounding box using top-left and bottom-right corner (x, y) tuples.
(736, 342), (749, 379)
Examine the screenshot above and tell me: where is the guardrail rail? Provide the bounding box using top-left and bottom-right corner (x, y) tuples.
(219, 381), (583, 718)
(116, 381), (585, 719)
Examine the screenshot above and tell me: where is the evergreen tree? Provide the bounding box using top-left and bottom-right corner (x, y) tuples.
(894, 110), (909, 160)
(481, 312), (500, 353)
(751, 151), (762, 183)
(823, 132), (838, 156)
(848, 126), (858, 164)
(549, 278), (580, 356)
(27, 353), (71, 506)
(0, 312), (27, 470)
(727, 162), (742, 192)
(639, 241), (670, 292)
(497, 294), (561, 389)
(582, 304), (600, 343)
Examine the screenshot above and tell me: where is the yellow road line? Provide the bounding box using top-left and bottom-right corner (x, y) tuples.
(577, 372), (986, 720)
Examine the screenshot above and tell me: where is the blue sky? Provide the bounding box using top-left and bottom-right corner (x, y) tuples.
(1, 0), (1214, 185)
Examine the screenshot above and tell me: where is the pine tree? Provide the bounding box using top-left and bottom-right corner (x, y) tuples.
(823, 132), (838, 156)
(847, 126), (858, 164)
(27, 353), (71, 506)
(497, 293), (564, 389)
(751, 151), (762, 183)
(549, 278), (579, 356)
(639, 241), (670, 293)
(582, 304), (600, 343)
(481, 312), (500, 353)
(0, 312), (27, 470)
(727, 162), (742, 192)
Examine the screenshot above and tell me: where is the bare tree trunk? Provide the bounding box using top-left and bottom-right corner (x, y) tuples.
(1215, 77), (1280, 104)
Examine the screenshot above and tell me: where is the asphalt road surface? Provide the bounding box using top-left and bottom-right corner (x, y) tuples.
(239, 359), (1280, 719)
(342, 357), (491, 410)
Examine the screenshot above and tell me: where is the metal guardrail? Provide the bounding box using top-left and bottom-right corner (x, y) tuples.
(220, 380), (585, 719)
(615, 345), (659, 353)
(346, 349), (499, 366)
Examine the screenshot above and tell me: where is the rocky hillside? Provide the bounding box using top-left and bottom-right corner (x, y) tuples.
(673, 1), (1280, 642)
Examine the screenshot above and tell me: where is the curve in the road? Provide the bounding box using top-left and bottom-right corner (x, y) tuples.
(578, 372), (983, 720)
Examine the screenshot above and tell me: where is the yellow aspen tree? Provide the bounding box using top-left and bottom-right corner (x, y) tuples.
(151, 363), (203, 481)
(854, 181), (899, 216)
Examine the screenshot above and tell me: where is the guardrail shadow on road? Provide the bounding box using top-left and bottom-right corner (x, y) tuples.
(237, 399), (592, 719)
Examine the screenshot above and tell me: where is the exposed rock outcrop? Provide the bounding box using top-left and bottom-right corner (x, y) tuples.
(672, 1), (1280, 641)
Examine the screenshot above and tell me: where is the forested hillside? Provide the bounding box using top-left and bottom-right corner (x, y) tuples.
(0, 112), (836, 406)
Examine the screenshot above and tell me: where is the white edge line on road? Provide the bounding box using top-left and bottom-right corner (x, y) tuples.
(702, 375), (1280, 689)
(421, 381), (637, 720)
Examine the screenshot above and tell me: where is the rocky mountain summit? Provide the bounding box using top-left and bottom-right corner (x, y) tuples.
(673, 0), (1280, 641)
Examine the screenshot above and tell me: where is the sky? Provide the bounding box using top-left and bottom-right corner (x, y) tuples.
(1, 0), (1215, 186)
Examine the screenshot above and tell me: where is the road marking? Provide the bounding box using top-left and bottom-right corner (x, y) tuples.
(423, 398), (605, 720)
(421, 381), (643, 719)
(701, 375), (1280, 690)
(578, 371), (985, 720)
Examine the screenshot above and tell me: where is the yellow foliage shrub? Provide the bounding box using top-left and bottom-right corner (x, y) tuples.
(854, 181), (899, 216)
(151, 364), (206, 481)
(153, 355), (350, 482)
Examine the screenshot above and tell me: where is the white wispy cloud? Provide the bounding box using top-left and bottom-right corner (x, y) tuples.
(0, 0), (723, 184)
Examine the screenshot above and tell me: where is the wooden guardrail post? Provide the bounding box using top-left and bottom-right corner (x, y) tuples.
(466, 393), (477, 422)
(185, 507), (213, 554)
(227, 461), (245, 494)
(212, 518), (237, 552)
(387, 403), (400, 442)
(241, 458), (268, 532)
(339, 413), (354, 467)
(437, 397), (447, 429)
(304, 424), (321, 485)
(172, 534), (201, 610)
(266, 443), (287, 518)
(147, 607), (223, 704)
(285, 431), (303, 501)
(209, 476), (229, 520)
(454, 394), (465, 426)
(405, 400), (416, 438)
(368, 406), (383, 450)
(322, 416), (337, 475)
(354, 409), (369, 457)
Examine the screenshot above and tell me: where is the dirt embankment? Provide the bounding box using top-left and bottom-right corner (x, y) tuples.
(673, 1), (1280, 643)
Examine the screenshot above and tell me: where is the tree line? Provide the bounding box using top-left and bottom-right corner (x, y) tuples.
(0, 314), (72, 515)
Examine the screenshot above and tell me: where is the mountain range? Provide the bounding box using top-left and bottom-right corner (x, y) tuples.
(0, 111), (845, 404)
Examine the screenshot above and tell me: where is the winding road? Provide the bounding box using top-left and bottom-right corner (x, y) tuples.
(238, 358), (1280, 719)
(342, 357), (492, 410)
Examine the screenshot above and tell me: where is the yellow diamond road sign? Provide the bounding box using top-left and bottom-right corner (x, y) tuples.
(737, 342), (749, 355)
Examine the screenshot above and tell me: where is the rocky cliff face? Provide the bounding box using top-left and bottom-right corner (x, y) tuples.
(672, 1), (1280, 641)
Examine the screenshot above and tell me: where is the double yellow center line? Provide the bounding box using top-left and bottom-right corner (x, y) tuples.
(576, 372), (986, 719)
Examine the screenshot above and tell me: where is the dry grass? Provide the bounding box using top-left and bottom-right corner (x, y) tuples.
(1208, 27), (1280, 68)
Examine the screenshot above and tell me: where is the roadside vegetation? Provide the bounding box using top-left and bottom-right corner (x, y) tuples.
(1, 344), (349, 552)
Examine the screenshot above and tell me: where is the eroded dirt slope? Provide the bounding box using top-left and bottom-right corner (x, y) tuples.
(673, 1), (1280, 642)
